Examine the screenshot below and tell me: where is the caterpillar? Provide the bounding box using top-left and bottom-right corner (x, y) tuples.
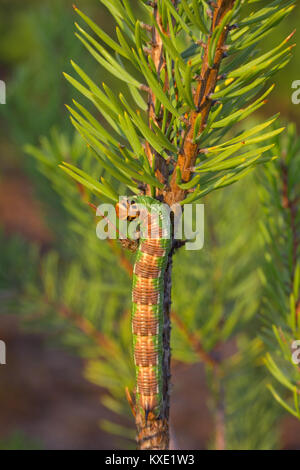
(116, 195), (172, 421)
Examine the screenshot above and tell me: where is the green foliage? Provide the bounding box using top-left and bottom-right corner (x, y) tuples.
(0, 1), (94, 145)
(258, 123), (300, 420)
(25, 129), (114, 244)
(63, 0), (295, 203)
(172, 171), (261, 359)
(22, 129), (282, 448)
(171, 171), (283, 449)
(0, 230), (39, 307)
(23, 132), (136, 442)
(21, 119), (300, 446)
(2, 0), (299, 450)
(0, 431), (42, 450)
(225, 337), (281, 450)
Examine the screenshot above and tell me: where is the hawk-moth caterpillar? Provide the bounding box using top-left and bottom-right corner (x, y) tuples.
(116, 195), (172, 420)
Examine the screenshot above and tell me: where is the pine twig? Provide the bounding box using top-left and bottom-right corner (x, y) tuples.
(166, 0), (236, 206)
(172, 311), (220, 370)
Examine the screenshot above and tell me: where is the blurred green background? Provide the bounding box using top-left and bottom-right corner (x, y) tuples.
(0, 0), (300, 450)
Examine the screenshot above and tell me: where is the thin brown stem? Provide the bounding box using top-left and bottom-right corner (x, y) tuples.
(145, 2), (170, 192)
(166, 0), (236, 206)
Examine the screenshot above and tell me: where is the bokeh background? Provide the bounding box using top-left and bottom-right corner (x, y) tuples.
(0, 0), (300, 450)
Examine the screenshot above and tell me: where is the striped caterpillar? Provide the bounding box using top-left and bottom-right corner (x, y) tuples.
(116, 196), (172, 421)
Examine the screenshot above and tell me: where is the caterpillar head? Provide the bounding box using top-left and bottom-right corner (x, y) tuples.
(116, 197), (140, 222)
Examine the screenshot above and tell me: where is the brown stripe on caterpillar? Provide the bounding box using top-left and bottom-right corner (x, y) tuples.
(132, 287), (159, 304)
(137, 211), (165, 238)
(143, 223), (164, 239)
(133, 277), (161, 301)
(137, 252), (161, 265)
(134, 262), (161, 279)
(132, 305), (160, 335)
(132, 319), (159, 336)
(137, 367), (159, 394)
(134, 335), (159, 354)
(134, 251), (162, 278)
(134, 348), (158, 367)
(140, 242), (166, 257)
(143, 239), (164, 246)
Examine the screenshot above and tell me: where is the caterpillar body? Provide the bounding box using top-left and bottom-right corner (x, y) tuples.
(116, 196), (171, 420)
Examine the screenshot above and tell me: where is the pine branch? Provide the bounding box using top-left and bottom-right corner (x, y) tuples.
(145, 1), (169, 188)
(166, 0), (235, 205)
(281, 160), (299, 278)
(22, 125), (284, 447)
(62, 1), (296, 207)
(46, 297), (116, 354)
(172, 310), (220, 369)
(258, 123), (300, 420)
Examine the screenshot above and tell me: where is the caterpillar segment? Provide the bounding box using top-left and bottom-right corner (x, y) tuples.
(116, 196), (171, 421)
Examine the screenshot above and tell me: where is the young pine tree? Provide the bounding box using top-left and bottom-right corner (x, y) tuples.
(24, 131), (280, 449)
(59, 0), (295, 449)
